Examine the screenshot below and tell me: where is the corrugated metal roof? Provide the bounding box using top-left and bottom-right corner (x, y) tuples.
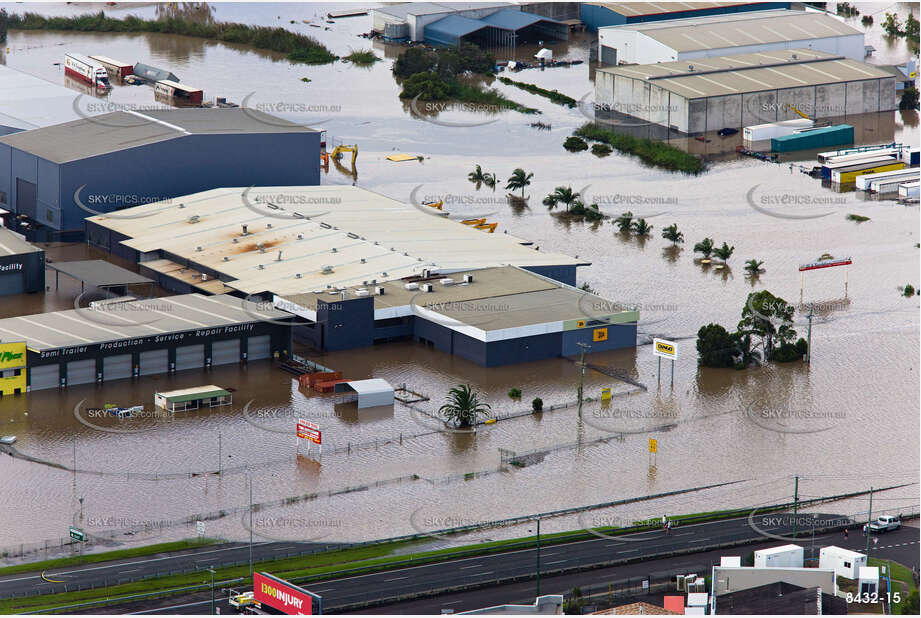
(588, 2), (764, 18)
(0, 65), (90, 132)
(597, 49), (892, 99)
(373, 2), (510, 19)
(0, 109), (315, 164)
(604, 10), (860, 52)
(426, 14), (491, 39)
(480, 8), (556, 29)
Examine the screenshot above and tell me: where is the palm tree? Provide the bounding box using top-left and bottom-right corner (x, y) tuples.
(439, 384), (492, 428)
(542, 186), (580, 213)
(505, 168), (533, 197)
(483, 172), (496, 190)
(713, 242), (735, 264)
(693, 237), (715, 259)
(661, 223), (684, 245)
(632, 218), (653, 236)
(614, 211), (634, 233)
(744, 259), (765, 275)
(468, 164), (486, 184)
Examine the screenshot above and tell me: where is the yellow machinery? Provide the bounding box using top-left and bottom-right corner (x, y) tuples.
(475, 222), (497, 233)
(785, 103), (810, 120)
(462, 218), (485, 226)
(423, 200), (443, 210)
(331, 144), (358, 167)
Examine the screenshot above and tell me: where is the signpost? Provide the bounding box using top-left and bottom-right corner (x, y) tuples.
(649, 438), (657, 466)
(296, 419), (322, 460)
(196, 520), (206, 540)
(68, 526), (85, 542)
(653, 338), (677, 387)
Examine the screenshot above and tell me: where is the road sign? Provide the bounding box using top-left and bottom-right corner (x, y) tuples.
(601, 387), (611, 401)
(297, 419), (321, 445)
(649, 438), (658, 454)
(196, 520), (205, 537)
(653, 338), (677, 360)
(69, 526), (85, 542)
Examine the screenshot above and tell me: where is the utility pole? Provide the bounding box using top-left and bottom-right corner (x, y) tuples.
(536, 518), (541, 596)
(207, 566), (216, 615)
(218, 432), (222, 477)
(805, 304), (814, 364)
(865, 487), (873, 556)
(576, 343), (590, 414)
(249, 475), (254, 579)
(792, 476), (799, 539)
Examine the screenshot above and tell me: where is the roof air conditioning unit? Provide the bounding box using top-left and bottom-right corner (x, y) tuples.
(332, 247), (337, 253)
(421, 283), (433, 293)
(188, 215), (200, 223)
(223, 256), (230, 262)
(440, 278), (455, 286)
(257, 264), (264, 270)
(232, 238), (239, 244)
(267, 223), (273, 229)
(422, 269), (430, 278)
(463, 274), (473, 283)
(178, 203), (185, 209)
(688, 65), (694, 72)
(322, 265), (334, 274)
(354, 289), (370, 297)
(360, 258), (366, 263)
(295, 273), (302, 279)
(297, 234), (304, 240)
(375, 286), (385, 295)
(382, 271), (388, 277)
(404, 282), (419, 291)
(201, 273), (208, 281)
(197, 246), (203, 252)
(241, 224), (248, 235)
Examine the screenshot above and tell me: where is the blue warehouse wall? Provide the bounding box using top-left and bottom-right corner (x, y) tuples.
(413, 317), (454, 355)
(61, 131), (320, 233)
(485, 332), (562, 367)
(0, 144), (10, 212)
(522, 265), (578, 287)
(318, 297), (374, 351)
(561, 322), (636, 357)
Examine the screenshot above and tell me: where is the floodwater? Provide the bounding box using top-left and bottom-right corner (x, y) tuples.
(0, 2), (918, 555)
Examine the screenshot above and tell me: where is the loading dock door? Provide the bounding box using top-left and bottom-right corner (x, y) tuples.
(29, 364), (60, 391)
(16, 178), (37, 220)
(103, 354), (132, 381)
(66, 359), (96, 385)
(175, 344), (204, 371)
(247, 335), (271, 360)
(211, 339), (240, 366)
(139, 349), (169, 376)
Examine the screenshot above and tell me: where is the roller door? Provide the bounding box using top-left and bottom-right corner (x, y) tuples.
(247, 336), (271, 360)
(139, 349), (169, 376)
(0, 271), (25, 295)
(66, 359), (97, 385)
(211, 339), (240, 366)
(175, 344), (204, 371)
(103, 354), (132, 381)
(29, 364), (60, 391)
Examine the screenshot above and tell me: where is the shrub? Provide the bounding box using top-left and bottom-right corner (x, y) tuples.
(575, 123), (704, 174)
(532, 397), (543, 412)
(508, 388), (522, 399)
(903, 284), (916, 297)
(774, 342), (803, 362)
(563, 136), (588, 152)
(899, 87), (919, 111)
(591, 143), (613, 157)
(795, 337), (808, 357)
(846, 213), (870, 222)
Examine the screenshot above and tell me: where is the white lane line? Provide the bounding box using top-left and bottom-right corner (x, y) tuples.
(384, 576), (408, 582)
(618, 548), (639, 553)
(675, 532), (694, 537)
(545, 559), (568, 565)
(460, 564), (483, 570)
(471, 571), (494, 577)
(442, 601), (463, 605)
(120, 568), (141, 573)
(689, 537), (711, 543)
(311, 588), (335, 593)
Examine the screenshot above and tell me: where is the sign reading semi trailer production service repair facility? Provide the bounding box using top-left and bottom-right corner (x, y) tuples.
(254, 572), (320, 614)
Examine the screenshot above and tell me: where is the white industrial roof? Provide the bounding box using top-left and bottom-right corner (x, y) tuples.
(601, 10), (860, 52)
(345, 379), (394, 395)
(859, 566), (879, 579)
(373, 2), (511, 20)
(88, 186), (582, 297)
(0, 227), (42, 256)
(588, 2), (765, 18)
(756, 544), (802, 554)
(597, 49), (893, 99)
(0, 65), (89, 132)
(820, 546), (865, 558)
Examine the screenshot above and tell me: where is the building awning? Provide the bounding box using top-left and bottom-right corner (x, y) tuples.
(157, 385), (231, 403)
(426, 14), (493, 41)
(479, 8), (561, 30)
(334, 378), (395, 408)
(47, 260), (153, 291)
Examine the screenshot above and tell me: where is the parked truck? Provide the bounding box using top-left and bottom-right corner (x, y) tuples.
(64, 53), (111, 89)
(868, 515), (901, 533)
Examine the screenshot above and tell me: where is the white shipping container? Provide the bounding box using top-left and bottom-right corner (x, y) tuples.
(872, 173), (921, 194)
(743, 118), (813, 142)
(754, 544), (804, 568)
(899, 181), (920, 199)
(855, 168), (918, 190)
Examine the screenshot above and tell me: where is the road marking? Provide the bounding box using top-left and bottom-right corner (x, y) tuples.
(545, 559), (568, 565)
(442, 600), (463, 605)
(471, 572), (493, 577)
(120, 568), (141, 573)
(311, 588), (335, 593)
(40, 571), (66, 583)
(618, 548), (639, 553)
(675, 532), (693, 537)
(689, 537), (710, 543)
(460, 564), (483, 569)
(384, 576), (408, 582)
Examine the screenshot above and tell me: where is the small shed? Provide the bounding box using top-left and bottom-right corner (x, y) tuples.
(535, 48), (553, 60)
(720, 556), (741, 567)
(754, 544), (804, 568)
(155, 385), (232, 412)
(333, 378), (394, 409)
(858, 566), (879, 597)
(819, 546), (867, 580)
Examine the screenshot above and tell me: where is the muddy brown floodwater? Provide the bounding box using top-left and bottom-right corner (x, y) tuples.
(0, 2), (917, 555)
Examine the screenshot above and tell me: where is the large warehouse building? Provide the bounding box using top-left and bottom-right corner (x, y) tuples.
(598, 10), (865, 66)
(594, 49), (897, 135)
(0, 227), (45, 295)
(0, 66), (96, 136)
(0, 109), (320, 241)
(370, 2), (567, 45)
(0, 294), (293, 391)
(580, 1), (790, 30)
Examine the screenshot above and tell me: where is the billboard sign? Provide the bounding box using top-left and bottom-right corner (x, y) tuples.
(254, 572), (316, 615)
(297, 419), (321, 445)
(0, 342), (26, 370)
(653, 338), (677, 360)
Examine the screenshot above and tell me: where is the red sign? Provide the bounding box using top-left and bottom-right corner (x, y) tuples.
(254, 572), (313, 615)
(297, 419), (321, 445)
(799, 258), (852, 272)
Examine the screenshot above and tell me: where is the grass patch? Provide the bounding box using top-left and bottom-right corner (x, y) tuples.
(343, 49), (379, 66)
(847, 213), (870, 222)
(8, 11), (336, 64)
(869, 558), (919, 614)
(574, 123), (705, 175)
(497, 77), (576, 108)
(0, 539), (218, 577)
(400, 72), (539, 115)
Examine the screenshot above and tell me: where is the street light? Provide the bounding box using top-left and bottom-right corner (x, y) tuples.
(207, 566), (216, 615)
(528, 519), (542, 596)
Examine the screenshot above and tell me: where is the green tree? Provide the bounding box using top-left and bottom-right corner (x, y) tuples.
(400, 72), (453, 100)
(744, 259), (765, 275)
(883, 12), (902, 36)
(542, 186), (581, 212)
(661, 223), (684, 245)
(696, 323), (739, 368)
(0, 9), (8, 43)
(632, 218), (653, 236)
(900, 87), (919, 111)
(439, 384), (491, 427)
(505, 168), (533, 197)
(900, 589), (919, 614)
(468, 164), (486, 184)
(693, 237), (715, 259)
(738, 290), (797, 361)
(614, 211), (634, 233)
(905, 14), (919, 40)
(713, 242), (735, 264)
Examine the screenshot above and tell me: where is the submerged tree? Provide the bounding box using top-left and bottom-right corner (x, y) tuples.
(693, 237), (715, 259)
(439, 384), (492, 428)
(505, 168), (533, 197)
(661, 223), (684, 245)
(614, 211), (634, 233)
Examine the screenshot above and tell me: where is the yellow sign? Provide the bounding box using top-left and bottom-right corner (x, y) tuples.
(653, 338), (677, 360)
(593, 327), (608, 342)
(649, 438), (658, 454)
(0, 342), (27, 396)
(601, 387), (611, 401)
(576, 320), (586, 328)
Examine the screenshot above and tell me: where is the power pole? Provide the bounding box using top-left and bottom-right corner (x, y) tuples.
(218, 432), (222, 477)
(576, 343), (590, 414)
(805, 304), (814, 364)
(792, 476), (799, 539)
(207, 566), (216, 615)
(536, 518), (541, 596)
(249, 476), (254, 579)
(865, 487), (873, 556)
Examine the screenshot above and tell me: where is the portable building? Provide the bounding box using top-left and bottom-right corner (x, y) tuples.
(819, 546), (866, 580)
(858, 566), (879, 597)
(899, 180), (920, 200)
(743, 118), (813, 142)
(753, 544), (804, 568)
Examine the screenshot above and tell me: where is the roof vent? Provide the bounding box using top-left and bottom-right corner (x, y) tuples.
(688, 64), (694, 72)
(232, 238), (239, 244)
(179, 268), (185, 274)
(322, 265), (334, 274)
(332, 247), (338, 253)
(297, 234), (303, 240)
(421, 283), (433, 293)
(196, 246), (203, 252)
(178, 203), (185, 209)
(295, 273), (302, 279)
(257, 264), (264, 270)
(382, 271), (388, 277)
(241, 224), (248, 235)
(201, 273), (208, 281)
(360, 258), (366, 263)
(375, 286), (385, 295)
(267, 223), (273, 229)
(792, 53), (798, 60)
(276, 250), (283, 261)
(223, 256), (230, 262)
(463, 274), (473, 284)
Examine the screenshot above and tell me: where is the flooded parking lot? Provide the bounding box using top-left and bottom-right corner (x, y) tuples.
(0, 2), (917, 554)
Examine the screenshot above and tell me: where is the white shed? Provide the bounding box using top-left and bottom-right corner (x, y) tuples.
(858, 566), (879, 597)
(334, 379), (394, 409)
(754, 544), (804, 568)
(819, 546), (867, 580)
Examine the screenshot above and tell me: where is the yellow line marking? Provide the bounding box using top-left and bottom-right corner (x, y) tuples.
(41, 571), (66, 583)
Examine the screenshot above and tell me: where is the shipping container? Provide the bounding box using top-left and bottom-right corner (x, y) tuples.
(899, 181), (920, 200)
(154, 80), (204, 106)
(89, 55), (134, 80)
(64, 53), (110, 89)
(901, 148), (920, 166)
(771, 124), (854, 153)
(743, 118), (813, 142)
(823, 148), (901, 167)
(817, 143), (901, 163)
(832, 161), (905, 184)
(871, 172), (919, 194)
(821, 155), (898, 180)
(855, 168), (918, 190)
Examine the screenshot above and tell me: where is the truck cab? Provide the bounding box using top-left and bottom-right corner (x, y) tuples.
(94, 68), (111, 88)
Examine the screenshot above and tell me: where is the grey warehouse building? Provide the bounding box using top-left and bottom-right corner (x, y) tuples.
(0, 227), (45, 295)
(0, 294), (294, 391)
(0, 108), (320, 241)
(594, 49), (897, 135)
